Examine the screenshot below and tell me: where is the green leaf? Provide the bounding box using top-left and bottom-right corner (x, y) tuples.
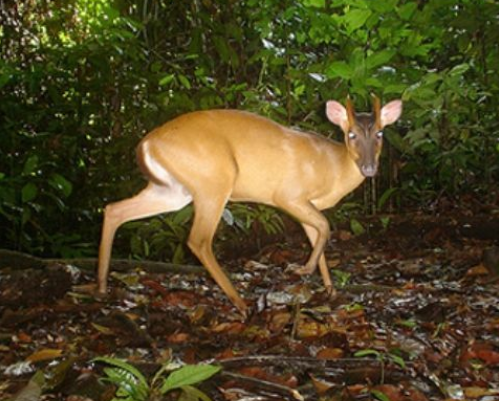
(389, 353), (406, 368)
(365, 77), (382, 87)
(172, 244), (185, 265)
(159, 74), (175, 86)
(369, 0), (398, 13)
(380, 216), (391, 230)
(385, 130), (409, 153)
(344, 9), (372, 33)
(449, 63), (470, 77)
(22, 208), (32, 225)
(180, 385), (213, 401)
(94, 358), (150, 401)
(178, 75), (192, 89)
(326, 61), (353, 79)
(93, 357), (149, 389)
(173, 205), (193, 225)
(22, 182), (38, 203)
(160, 365), (221, 394)
(23, 155), (39, 175)
(397, 318), (417, 328)
(0, 70), (12, 89)
(422, 72), (443, 85)
(371, 389), (392, 401)
(383, 84), (406, 94)
(332, 269), (351, 288)
(378, 187), (398, 210)
(294, 83), (306, 97)
(397, 2), (418, 20)
(350, 218), (365, 236)
(49, 173), (73, 197)
(354, 349), (380, 358)
(366, 50), (396, 70)
(10, 370), (45, 401)
(303, 0), (325, 7)
(101, 369), (148, 401)
(213, 36), (230, 63)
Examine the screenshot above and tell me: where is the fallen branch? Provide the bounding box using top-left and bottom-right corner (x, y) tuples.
(218, 356), (409, 383)
(220, 371), (304, 401)
(0, 249), (204, 275)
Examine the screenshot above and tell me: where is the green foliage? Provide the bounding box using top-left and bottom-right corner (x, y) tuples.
(379, 216), (391, 231)
(224, 204), (285, 237)
(354, 348), (406, 369)
(1, 0), (498, 258)
(160, 364), (221, 395)
(120, 203), (285, 265)
(331, 269), (351, 288)
(123, 206), (194, 265)
(371, 389), (392, 401)
(350, 218), (366, 236)
(354, 347), (407, 388)
(93, 356), (220, 401)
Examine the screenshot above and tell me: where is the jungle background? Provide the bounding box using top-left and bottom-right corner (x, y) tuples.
(1, 0), (498, 261)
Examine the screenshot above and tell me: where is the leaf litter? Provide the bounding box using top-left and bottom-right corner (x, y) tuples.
(0, 213), (498, 401)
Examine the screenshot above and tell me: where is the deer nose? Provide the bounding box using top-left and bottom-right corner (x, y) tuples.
(361, 164), (377, 177)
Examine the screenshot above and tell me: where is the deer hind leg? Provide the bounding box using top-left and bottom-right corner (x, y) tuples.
(187, 188), (247, 314)
(98, 181), (192, 293)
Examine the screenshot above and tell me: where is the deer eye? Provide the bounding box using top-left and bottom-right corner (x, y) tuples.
(348, 132), (357, 140)
(376, 131), (383, 139)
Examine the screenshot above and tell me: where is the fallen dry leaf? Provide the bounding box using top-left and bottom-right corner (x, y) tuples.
(26, 348), (63, 363)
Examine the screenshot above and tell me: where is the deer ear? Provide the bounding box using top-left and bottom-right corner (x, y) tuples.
(326, 101), (349, 131)
(380, 100), (402, 127)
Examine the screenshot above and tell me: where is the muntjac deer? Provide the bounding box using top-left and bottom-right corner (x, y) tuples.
(97, 96), (402, 314)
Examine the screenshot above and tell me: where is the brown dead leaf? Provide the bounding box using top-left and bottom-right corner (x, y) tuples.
(217, 349), (239, 360)
(288, 284), (313, 304)
(17, 331), (32, 343)
(338, 230), (352, 241)
(476, 348), (499, 365)
(316, 347), (344, 359)
(164, 290), (198, 307)
(211, 322), (246, 334)
(238, 366), (268, 379)
(167, 332), (190, 343)
(26, 348), (63, 362)
(462, 342), (499, 366)
(310, 374), (335, 395)
(267, 248), (297, 265)
(327, 258), (341, 269)
(294, 317), (330, 339)
(142, 279), (169, 296)
(345, 384), (368, 397)
(187, 305), (208, 323)
(238, 367), (298, 388)
(465, 264), (490, 277)
(424, 227), (445, 243)
(486, 318), (499, 331)
(337, 307), (365, 322)
(464, 386), (499, 399)
(373, 384), (428, 401)
(91, 323), (114, 335)
(269, 311), (292, 333)
(373, 384), (406, 401)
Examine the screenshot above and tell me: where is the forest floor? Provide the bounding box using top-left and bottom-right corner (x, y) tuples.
(0, 210), (498, 401)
